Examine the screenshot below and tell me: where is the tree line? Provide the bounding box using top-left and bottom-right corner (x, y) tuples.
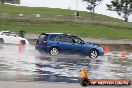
(84, 0), (132, 22)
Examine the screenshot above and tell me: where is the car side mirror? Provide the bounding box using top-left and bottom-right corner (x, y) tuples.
(78, 42), (84, 45)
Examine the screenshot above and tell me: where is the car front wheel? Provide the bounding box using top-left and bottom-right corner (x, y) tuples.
(89, 49), (99, 58)
(49, 47), (59, 56)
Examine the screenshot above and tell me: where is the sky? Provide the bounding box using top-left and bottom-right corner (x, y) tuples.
(20, 0), (132, 22)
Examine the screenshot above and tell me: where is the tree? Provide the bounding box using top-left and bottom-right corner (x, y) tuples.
(107, 0), (132, 22)
(83, 0), (102, 21)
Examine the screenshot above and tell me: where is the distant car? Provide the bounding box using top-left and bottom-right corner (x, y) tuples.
(35, 33), (104, 58)
(0, 31), (29, 45)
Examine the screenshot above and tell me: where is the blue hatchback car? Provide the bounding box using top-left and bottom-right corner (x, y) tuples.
(35, 33), (104, 58)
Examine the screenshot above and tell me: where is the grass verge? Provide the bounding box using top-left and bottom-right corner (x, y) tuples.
(0, 19), (132, 40)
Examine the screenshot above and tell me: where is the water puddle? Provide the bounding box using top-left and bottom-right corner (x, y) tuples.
(0, 44), (132, 83)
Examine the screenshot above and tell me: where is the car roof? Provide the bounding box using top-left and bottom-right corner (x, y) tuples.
(46, 33), (64, 34)
(41, 33), (71, 35)
(0, 31), (10, 33)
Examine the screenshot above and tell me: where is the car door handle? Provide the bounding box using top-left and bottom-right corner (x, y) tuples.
(72, 44), (74, 46)
(57, 43), (60, 44)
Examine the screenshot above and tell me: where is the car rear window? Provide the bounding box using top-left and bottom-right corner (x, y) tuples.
(39, 34), (48, 41)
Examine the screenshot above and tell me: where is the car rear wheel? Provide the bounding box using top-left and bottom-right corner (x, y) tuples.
(49, 47), (59, 56)
(21, 40), (26, 45)
(89, 49), (99, 58)
(0, 38), (4, 44)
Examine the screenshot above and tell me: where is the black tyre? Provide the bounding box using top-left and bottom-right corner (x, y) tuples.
(128, 80), (131, 86)
(80, 78), (91, 87)
(89, 49), (99, 58)
(49, 47), (59, 56)
(0, 38), (4, 44)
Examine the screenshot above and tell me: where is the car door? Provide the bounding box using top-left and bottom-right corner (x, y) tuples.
(71, 36), (88, 54)
(1, 32), (20, 44)
(57, 35), (74, 53)
(8, 33), (20, 44)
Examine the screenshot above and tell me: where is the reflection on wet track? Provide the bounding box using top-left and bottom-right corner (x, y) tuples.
(0, 44), (132, 83)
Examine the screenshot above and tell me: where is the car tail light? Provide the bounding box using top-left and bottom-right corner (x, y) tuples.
(40, 41), (47, 45)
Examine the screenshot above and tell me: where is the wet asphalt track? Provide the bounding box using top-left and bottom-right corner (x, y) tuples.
(0, 44), (132, 83)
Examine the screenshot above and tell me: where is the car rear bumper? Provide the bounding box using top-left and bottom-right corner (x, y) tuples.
(35, 45), (50, 53)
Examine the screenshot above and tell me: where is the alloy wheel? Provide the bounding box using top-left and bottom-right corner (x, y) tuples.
(89, 50), (99, 58)
(50, 47), (59, 56)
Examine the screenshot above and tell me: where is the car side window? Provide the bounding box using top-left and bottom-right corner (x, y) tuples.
(72, 36), (84, 44)
(1, 32), (17, 37)
(60, 35), (73, 43)
(1, 32), (10, 36)
(9, 33), (17, 37)
(56, 36), (61, 41)
(49, 35), (57, 41)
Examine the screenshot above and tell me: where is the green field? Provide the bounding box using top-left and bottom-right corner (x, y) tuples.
(0, 4), (132, 39)
(0, 4), (121, 22)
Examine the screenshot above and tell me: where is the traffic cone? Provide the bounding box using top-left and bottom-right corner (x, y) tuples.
(104, 47), (109, 55)
(81, 68), (89, 78)
(85, 72), (89, 78)
(16, 74), (21, 80)
(121, 51), (126, 61)
(18, 41), (23, 53)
